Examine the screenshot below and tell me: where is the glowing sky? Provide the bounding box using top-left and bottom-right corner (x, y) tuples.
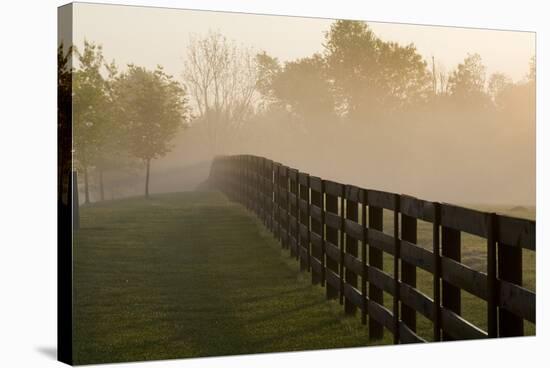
(70, 3), (535, 83)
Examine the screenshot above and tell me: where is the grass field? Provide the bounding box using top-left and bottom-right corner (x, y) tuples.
(73, 192), (391, 365)
(73, 191), (535, 364)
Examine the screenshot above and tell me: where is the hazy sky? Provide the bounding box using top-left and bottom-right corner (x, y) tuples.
(71, 2), (535, 83)
(67, 3), (535, 206)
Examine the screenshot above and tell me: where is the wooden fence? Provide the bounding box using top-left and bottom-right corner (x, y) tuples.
(209, 154), (536, 343)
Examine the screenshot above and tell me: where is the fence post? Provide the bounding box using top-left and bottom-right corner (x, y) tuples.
(497, 216), (524, 337)
(260, 158), (266, 226)
(289, 170), (299, 259)
(325, 185), (339, 301)
(393, 196), (401, 344)
(311, 180), (323, 286)
(256, 157), (261, 218)
(433, 203), (442, 341)
(273, 164), (279, 240)
(487, 213), (498, 338)
(299, 173), (310, 272)
(401, 208), (417, 333)
(251, 156), (256, 211)
(256, 157), (262, 218)
(339, 188), (345, 305)
(441, 224), (461, 341)
(260, 157), (269, 229)
(243, 156), (248, 207)
(368, 204), (384, 340)
(255, 158), (260, 216)
(344, 192), (359, 315)
(277, 166), (289, 250)
(283, 167), (290, 250)
(248, 156), (254, 210)
(269, 160), (274, 233)
(361, 190), (368, 325)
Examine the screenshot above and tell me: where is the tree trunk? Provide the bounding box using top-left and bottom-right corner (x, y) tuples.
(145, 158), (151, 199)
(83, 166), (90, 204)
(99, 169), (105, 201)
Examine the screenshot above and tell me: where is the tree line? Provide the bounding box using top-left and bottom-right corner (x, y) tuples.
(256, 21), (535, 125)
(58, 20), (535, 203)
(59, 42), (190, 202)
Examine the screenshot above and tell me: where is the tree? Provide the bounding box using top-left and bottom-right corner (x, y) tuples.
(182, 31), (258, 155)
(324, 20), (431, 121)
(92, 60), (136, 201)
(492, 57), (535, 121)
(72, 41), (109, 204)
(114, 65), (189, 198)
(447, 53), (488, 105)
(255, 51), (282, 104)
(487, 72), (512, 108)
(376, 40), (432, 109)
(324, 20), (378, 120)
(258, 53), (336, 124)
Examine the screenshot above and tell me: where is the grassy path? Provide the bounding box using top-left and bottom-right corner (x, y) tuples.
(74, 192), (387, 365)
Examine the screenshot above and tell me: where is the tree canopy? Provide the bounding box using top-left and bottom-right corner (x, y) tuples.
(447, 53), (487, 104)
(324, 20), (431, 120)
(72, 41), (110, 203)
(114, 65), (190, 197)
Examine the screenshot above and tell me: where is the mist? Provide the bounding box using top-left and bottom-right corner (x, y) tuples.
(64, 4), (535, 208)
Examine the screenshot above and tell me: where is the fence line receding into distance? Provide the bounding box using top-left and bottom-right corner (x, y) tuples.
(209, 154), (536, 343)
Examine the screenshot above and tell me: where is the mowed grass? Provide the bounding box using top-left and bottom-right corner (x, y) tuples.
(73, 192), (535, 365)
(73, 191), (390, 365)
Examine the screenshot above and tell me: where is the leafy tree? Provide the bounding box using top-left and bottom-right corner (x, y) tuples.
(93, 61), (135, 201)
(259, 53), (336, 123)
(447, 53), (488, 105)
(114, 65), (189, 198)
(324, 20), (378, 119)
(72, 41), (109, 204)
(376, 40), (432, 108)
(324, 20), (431, 120)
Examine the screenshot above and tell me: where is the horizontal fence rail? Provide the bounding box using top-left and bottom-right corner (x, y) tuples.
(209, 154), (536, 343)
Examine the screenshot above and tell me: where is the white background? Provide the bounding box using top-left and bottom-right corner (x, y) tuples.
(0, 0), (547, 367)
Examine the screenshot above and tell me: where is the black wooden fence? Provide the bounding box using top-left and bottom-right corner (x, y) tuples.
(209, 154), (536, 343)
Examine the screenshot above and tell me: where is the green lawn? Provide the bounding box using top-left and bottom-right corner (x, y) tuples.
(73, 192), (390, 365)
(73, 191), (535, 364)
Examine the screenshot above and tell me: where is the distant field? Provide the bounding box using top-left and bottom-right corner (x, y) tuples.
(73, 192), (535, 364)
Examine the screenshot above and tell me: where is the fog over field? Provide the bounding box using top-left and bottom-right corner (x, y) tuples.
(61, 3), (535, 207)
